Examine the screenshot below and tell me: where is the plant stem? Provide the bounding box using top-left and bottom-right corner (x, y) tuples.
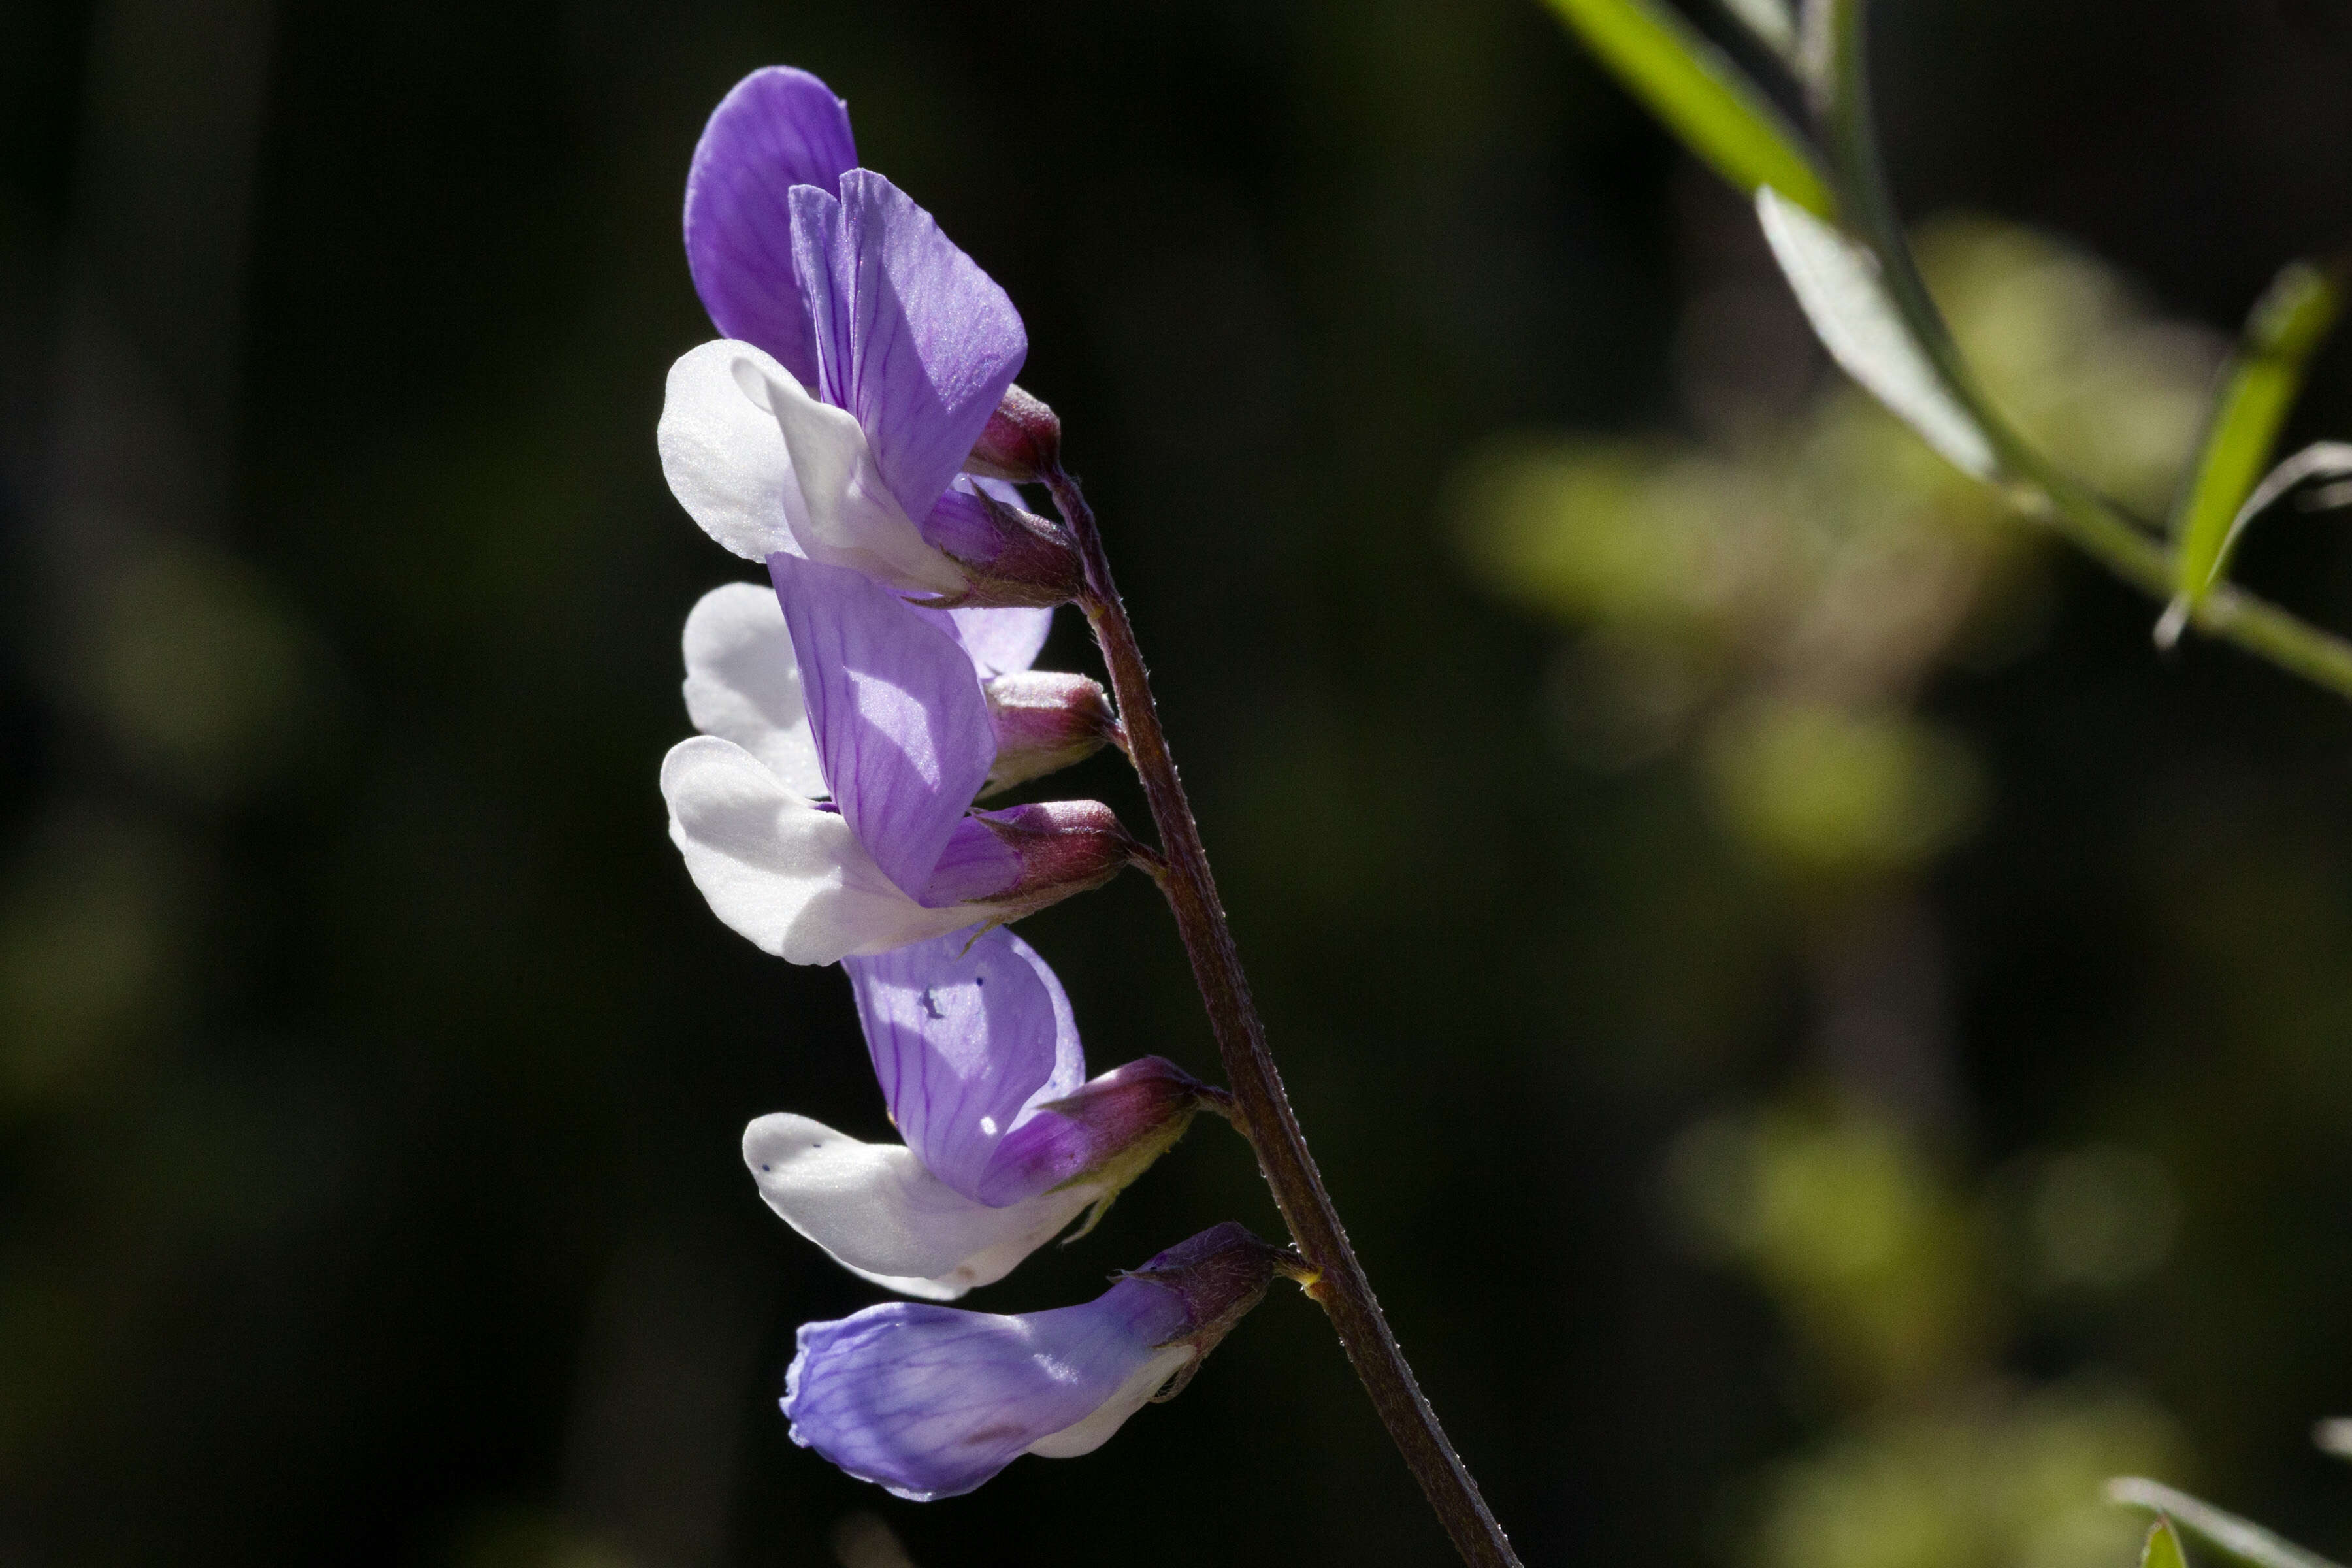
(1810, 0), (2352, 705)
(1045, 468), (1523, 1568)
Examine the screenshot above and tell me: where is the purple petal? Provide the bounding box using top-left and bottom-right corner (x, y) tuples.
(915, 817), (1022, 908)
(842, 926), (1073, 1201)
(783, 1278), (1188, 1501)
(898, 559), (1052, 679)
(789, 171), (1027, 523)
(768, 551), (995, 899)
(684, 67), (857, 388)
(949, 605), (1053, 679)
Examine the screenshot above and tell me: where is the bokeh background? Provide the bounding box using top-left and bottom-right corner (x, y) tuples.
(7, 1), (2352, 1564)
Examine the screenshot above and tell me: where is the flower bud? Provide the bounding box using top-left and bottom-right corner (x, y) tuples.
(1122, 1221), (1303, 1379)
(967, 798), (1139, 915)
(964, 382), (1063, 482)
(919, 483), (1082, 608)
(980, 671), (1120, 795)
(975, 1056), (1222, 1215)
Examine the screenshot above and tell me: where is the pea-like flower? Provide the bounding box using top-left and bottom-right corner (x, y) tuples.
(663, 67), (1074, 604)
(662, 549), (1133, 963)
(784, 1222), (1298, 1499)
(745, 924), (1219, 1298)
(679, 582), (1115, 807)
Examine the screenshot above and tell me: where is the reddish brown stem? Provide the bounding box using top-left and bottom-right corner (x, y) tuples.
(1046, 469), (1522, 1568)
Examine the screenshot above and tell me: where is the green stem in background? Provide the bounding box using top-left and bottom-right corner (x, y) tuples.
(1043, 468), (1524, 1568)
(1805, 0), (2352, 703)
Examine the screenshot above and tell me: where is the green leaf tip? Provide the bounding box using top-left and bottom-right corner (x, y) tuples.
(2164, 258), (2345, 634)
(1541, 0), (1835, 220)
(2108, 1477), (2349, 1568)
(2145, 1516), (2191, 1568)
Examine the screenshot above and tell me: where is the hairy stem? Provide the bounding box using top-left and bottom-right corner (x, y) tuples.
(1045, 469), (1522, 1568)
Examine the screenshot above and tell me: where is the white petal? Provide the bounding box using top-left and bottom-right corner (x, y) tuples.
(660, 736), (982, 964)
(743, 1113), (1100, 1300)
(681, 582), (827, 796)
(736, 358), (968, 597)
(1755, 188), (1999, 480)
(659, 340), (807, 561)
(1024, 1345), (1196, 1458)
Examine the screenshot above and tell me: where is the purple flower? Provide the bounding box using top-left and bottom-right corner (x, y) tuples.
(744, 926), (1214, 1298)
(784, 1223), (1295, 1499)
(662, 553), (1130, 959)
(661, 736), (1132, 965)
(661, 70), (1070, 602)
(681, 580), (1108, 802)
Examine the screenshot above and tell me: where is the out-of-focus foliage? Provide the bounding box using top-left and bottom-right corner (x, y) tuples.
(1461, 216), (2264, 1568)
(1459, 218), (2221, 883)
(1673, 1101), (2184, 1568)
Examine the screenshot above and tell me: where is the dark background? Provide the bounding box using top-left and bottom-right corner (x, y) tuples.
(5, 1), (2352, 1565)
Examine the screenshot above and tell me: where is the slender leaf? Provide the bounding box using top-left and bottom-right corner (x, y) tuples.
(2109, 1478), (2348, 1568)
(2145, 1517), (2191, 1568)
(1755, 186), (1999, 479)
(1543, 0), (1835, 218)
(2172, 261), (2342, 607)
(2157, 441), (2352, 647)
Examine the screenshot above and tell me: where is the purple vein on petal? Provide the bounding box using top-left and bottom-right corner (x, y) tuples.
(788, 171), (1027, 525)
(769, 551), (994, 899)
(843, 926), (1072, 1201)
(685, 67), (857, 388)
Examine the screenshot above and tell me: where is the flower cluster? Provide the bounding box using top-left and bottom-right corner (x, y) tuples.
(656, 67), (1300, 1500)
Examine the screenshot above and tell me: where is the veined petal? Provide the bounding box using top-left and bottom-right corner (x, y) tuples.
(791, 173), (1026, 525)
(842, 926), (1080, 1199)
(658, 340), (807, 562)
(734, 354), (966, 595)
(783, 1277), (1192, 1501)
(683, 67), (857, 388)
(768, 553), (995, 899)
(915, 816), (1024, 909)
(659, 736), (1004, 964)
(945, 604), (1052, 680)
(743, 1114), (1100, 1301)
(680, 581), (826, 796)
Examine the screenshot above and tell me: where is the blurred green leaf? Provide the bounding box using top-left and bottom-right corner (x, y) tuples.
(1718, 0), (1797, 60)
(1541, 0), (1834, 218)
(2108, 1478), (2347, 1568)
(2170, 261), (2342, 610)
(2144, 1516), (2191, 1568)
(1756, 188), (1999, 480)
